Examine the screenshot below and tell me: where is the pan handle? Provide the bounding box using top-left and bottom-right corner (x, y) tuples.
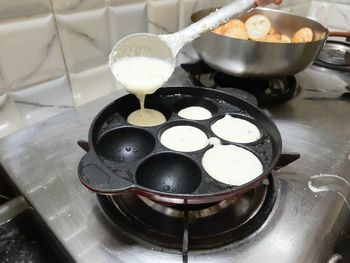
(329, 31), (350, 41)
(77, 140), (89, 152)
(275, 153), (301, 170)
(78, 151), (133, 193)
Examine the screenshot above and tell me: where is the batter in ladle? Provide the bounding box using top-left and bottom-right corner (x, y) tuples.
(111, 56), (173, 127)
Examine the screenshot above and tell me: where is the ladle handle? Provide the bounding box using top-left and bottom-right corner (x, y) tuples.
(161, 0), (256, 56)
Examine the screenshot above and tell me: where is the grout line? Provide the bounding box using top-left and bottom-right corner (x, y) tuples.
(148, 19), (173, 34)
(14, 99), (74, 109)
(48, 0), (74, 101)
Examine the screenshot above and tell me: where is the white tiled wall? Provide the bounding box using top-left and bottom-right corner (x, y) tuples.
(11, 75), (73, 106)
(0, 0), (69, 138)
(0, 0), (349, 139)
(0, 0), (51, 20)
(55, 8), (109, 73)
(0, 0), (147, 138)
(0, 93), (22, 137)
(51, 0), (106, 12)
(308, 1), (350, 31)
(0, 14), (66, 91)
(273, 1), (312, 17)
(109, 1), (148, 45)
(70, 64), (117, 106)
(52, 0), (148, 107)
(148, 0), (179, 34)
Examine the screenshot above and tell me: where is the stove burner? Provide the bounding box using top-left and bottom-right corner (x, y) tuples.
(213, 72), (298, 106)
(97, 176), (277, 252)
(318, 41), (350, 66)
(138, 195), (241, 219)
(181, 61), (298, 106)
(314, 40), (350, 73)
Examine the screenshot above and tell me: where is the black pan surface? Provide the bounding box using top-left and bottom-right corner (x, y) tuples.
(78, 87), (282, 204)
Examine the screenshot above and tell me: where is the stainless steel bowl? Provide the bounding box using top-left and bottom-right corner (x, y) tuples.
(191, 8), (329, 78)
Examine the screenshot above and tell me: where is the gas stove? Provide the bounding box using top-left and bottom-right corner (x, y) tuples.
(0, 55), (349, 263)
(97, 175), (277, 261)
(181, 61), (299, 106)
(314, 40), (350, 73)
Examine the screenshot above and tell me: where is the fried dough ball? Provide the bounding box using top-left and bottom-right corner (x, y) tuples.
(260, 34), (282, 43)
(245, 15), (271, 40)
(292, 27), (313, 43)
(222, 19), (246, 32)
(281, 34), (292, 43)
(224, 27), (249, 40)
(210, 15), (313, 44)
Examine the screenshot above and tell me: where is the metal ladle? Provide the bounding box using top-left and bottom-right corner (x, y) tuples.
(109, 0), (256, 73)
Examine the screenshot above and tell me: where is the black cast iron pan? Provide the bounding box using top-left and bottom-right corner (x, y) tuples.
(78, 87), (297, 205)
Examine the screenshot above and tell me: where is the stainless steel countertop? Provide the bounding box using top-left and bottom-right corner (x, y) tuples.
(0, 65), (349, 263)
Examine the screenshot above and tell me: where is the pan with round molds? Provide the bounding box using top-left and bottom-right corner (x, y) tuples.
(78, 87), (282, 205)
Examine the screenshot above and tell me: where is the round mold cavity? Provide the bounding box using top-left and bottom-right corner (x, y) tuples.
(145, 98), (173, 122)
(96, 127), (155, 162)
(158, 121), (210, 152)
(201, 144), (265, 186)
(114, 94), (172, 124)
(136, 153), (202, 194)
(210, 114), (263, 144)
(173, 97), (218, 120)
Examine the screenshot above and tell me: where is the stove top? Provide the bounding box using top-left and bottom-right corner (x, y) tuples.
(97, 175), (276, 258)
(181, 61), (299, 106)
(0, 60), (349, 263)
(314, 40), (350, 73)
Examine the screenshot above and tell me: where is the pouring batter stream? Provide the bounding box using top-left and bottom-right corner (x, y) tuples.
(111, 56), (173, 127)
